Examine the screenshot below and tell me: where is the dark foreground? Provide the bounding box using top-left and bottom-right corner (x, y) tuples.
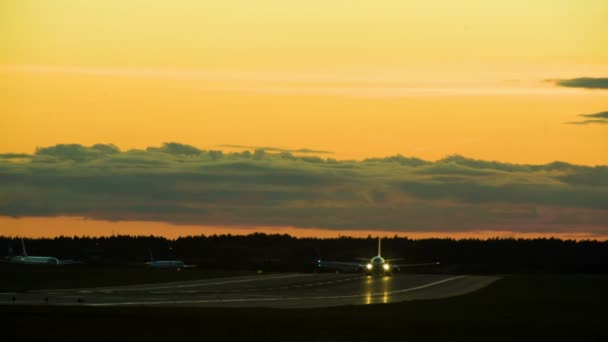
(1, 275), (607, 342)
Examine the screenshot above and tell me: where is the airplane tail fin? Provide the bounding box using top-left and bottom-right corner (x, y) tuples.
(21, 238), (28, 257)
(7, 245), (14, 257)
(377, 237), (381, 257)
(314, 247), (322, 261)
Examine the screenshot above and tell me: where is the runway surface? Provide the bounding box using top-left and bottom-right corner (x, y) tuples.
(1, 273), (499, 308)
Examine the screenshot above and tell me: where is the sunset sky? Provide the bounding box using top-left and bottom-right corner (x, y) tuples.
(1, 1), (607, 239)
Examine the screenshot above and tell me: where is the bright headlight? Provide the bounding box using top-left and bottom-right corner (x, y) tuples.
(366, 263), (373, 270)
(383, 264), (390, 270)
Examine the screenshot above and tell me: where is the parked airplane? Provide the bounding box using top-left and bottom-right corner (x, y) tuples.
(145, 249), (195, 270)
(2, 238), (80, 265)
(315, 237), (439, 276)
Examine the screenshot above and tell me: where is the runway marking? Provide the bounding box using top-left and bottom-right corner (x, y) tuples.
(86, 276), (467, 307)
(78, 274), (314, 292)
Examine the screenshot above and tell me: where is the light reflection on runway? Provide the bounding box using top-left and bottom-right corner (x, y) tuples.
(363, 275), (393, 304)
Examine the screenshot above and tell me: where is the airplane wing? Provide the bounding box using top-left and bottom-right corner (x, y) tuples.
(316, 260), (365, 271)
(0, 258), (82, 265)
(393, 261), (440, 268)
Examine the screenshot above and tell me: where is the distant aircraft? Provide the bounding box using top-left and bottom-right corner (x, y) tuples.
(315, 237), (439, 276)
(2, 238), (80, 265)
(145, 249), (195, 270)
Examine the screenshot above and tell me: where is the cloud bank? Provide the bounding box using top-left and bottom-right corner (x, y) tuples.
(1, 143), (607, 234)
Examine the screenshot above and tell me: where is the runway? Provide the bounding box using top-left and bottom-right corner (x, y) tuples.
(1, 273), (499, 308)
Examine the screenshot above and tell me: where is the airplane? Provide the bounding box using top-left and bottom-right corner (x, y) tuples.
(315, 237), (439, 276)
(145, 248), (195, 270)
(2, 238), (80, 265)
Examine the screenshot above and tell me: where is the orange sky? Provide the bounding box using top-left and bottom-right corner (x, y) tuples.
(2, 68), (607, 164)
(2, 1), (607, 164)
(1, 1), (607, 238)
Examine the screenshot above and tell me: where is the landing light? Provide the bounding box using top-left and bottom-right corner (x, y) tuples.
(366, 264), (373, 270)
(383, 264), (390, 270)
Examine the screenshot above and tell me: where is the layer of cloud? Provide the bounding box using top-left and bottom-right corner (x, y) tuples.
(1, 143), (607, 234)
(555, 77), (608, 89)
(565, 111), (608, 125)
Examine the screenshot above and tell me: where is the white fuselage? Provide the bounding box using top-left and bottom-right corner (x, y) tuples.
(365, 255), (391, 276)
(146, 260), (186, 269)
(9, 256), (60, 265)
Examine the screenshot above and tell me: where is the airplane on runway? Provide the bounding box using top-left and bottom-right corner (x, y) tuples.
(145, 249), (195, 270)
(315, 237), (439, 276)
(2, 238), (80, 265)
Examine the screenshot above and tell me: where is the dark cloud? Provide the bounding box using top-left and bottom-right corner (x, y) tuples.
(363, 155), (428, 167)
(0, 153), (31, 159)
(91, 143), (121, 154)
(565, 111), (608, 125)
(1, 144), (607, 233)
(35, 144), (109, 161)
(219, 144), (333, 154)
(580, 111), (608, 119)
(565, 119), (608, 125)
(146, 142), (201, 155)
(555, 77), (608, 89)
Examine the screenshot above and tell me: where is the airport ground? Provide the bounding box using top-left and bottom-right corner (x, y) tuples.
(0, 264), (257, 292)
(0, 266), (606, 341)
